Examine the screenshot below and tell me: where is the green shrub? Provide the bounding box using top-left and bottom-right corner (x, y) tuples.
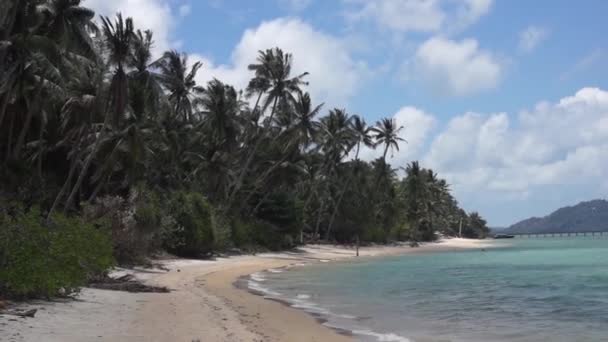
(83, 186), (165, 265)
(0, 204), (114, 298)
(163, 192), (215, 257)
(231, 218), (294, 251)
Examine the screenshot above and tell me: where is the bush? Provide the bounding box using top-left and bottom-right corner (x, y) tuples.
(163, 192), (215, 257)
(231, 218), (295, 251)
(83, 185), (165, 265)
(0, 204), (114, 298)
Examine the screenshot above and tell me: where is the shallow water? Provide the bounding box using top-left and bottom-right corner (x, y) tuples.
(251, 238), (608, 341)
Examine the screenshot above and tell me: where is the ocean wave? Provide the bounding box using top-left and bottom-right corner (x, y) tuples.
(267, 268), (285, 273)
(250, 272), (266, 282)
(247, 279), (281, 297)
(352, 329), (412, 342)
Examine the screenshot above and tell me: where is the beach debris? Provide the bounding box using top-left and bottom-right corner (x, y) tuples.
(1, 308), (37, 318)
(89, 275), (170, 293)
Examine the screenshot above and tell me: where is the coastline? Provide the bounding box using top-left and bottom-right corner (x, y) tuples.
(1, 238), (494, 342)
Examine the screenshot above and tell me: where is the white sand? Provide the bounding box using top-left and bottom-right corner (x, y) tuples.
(0, 238), (493, 342)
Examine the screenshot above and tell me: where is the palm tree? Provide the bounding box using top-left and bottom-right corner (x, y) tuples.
(64, 13), (134, 210)
(227, 48), (308, 210)
(316, 108), (355, 240)
(40, 0), (99, 59)
(289, 91), (322, 152)
(372, 117), (405, 161)
(352, 115), (374, 161)
(153, 50), (203, 122)
(129, 29), (164, 118)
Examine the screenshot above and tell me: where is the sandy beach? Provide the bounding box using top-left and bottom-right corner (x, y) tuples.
(1, 238), (494, 342)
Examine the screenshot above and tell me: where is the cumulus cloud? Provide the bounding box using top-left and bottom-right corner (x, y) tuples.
(407, 36), (503, 96)
(194, 18), (368, 107)
(410, 87), (608, 224)
(518, 25), (549, 53)
(423, 87), (608, 197)
(344, 0), (492, 34)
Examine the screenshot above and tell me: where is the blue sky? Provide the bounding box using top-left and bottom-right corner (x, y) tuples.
(88, 0), (608, 226)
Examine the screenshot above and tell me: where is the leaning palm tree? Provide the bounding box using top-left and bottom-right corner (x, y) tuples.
(226, 48), (308, 210)
(128, 29), (165, 118)
(325, 114), (376, 240)
(153, 50), (203, 122)
(64, 13), (134, 210)
(316, 108), (355, 240)
(289, 91), (323, 152)
(372, 117), (406, 162)
(351, 115), (374, 160)
(40, 0), (99, 59)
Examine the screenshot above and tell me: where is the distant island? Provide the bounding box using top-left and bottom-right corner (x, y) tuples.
(502, 199), (608, 234)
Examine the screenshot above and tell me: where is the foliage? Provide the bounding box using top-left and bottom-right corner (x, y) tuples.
(0, 0), (490, 286)
(0, 203), (114, 298)
(163, 192), (215, 257)
(82, 185), (165, 264)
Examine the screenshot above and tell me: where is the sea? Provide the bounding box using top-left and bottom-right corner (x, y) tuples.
(248, 237), (608, 342)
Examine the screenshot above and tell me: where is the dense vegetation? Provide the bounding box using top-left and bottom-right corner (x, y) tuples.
(0, 1), (488, 297)
(503, 199), (608, 234)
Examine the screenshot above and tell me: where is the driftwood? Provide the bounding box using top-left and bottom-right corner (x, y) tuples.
(89, 275), (170, 293)
(1, 308), (37, 318)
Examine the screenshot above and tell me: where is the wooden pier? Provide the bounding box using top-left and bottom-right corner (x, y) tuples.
(513, 231), (608, 238)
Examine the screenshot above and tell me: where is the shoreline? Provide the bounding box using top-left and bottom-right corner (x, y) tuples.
(0, 238), (495, 342)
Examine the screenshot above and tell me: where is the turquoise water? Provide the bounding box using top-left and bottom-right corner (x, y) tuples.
(254, 238), (608, 341)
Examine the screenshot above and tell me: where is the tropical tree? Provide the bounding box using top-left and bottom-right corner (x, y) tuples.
(372, 117), (405, 161)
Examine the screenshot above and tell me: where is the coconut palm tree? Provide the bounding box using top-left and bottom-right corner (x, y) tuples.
(64, 13), (134, 210)
(227, 48), (308, 210)
(153, 50), (203, 122)
(372, 117), (405, 161)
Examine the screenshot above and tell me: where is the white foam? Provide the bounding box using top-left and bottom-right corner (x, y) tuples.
(352, 329), (412, 342)
(296, 294), (311, 299)
(250, 272), (266, 282)
(247, 279), (281, 297)
(267, 268), (284, 273)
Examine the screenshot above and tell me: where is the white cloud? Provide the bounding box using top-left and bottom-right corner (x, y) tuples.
(408, 36), (503, 96)
(86, 0), (185, 55)
(422, 87), (608, 197)
(359, 106), (437, 165)
(344, 0), (492, 34)
(518, 25), (548, 53)
(413, 88), (608, 224)
(194, 18), (368, 107)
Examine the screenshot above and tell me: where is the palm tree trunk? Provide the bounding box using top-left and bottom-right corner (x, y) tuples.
(13, 85), (42, 158)
(325, 142), (362, 239)
(244, 151), (292, 207)
(63, 124), (108, 211)
(47, 125), (88, 219)
(0, 90), (11, 128)
(313, 196), (326, 242)
(47, 154), (79, 220)
(325, 175), (352, 240)
(4, 111), (14, 163)
(226, 96), (278, 209)
(382, 144), (389, 162)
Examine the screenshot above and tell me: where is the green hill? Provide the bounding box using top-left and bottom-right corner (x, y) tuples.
(503, 199), (608, 234)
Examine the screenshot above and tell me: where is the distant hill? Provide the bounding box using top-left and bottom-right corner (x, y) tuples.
(503, 199), (608, 234)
